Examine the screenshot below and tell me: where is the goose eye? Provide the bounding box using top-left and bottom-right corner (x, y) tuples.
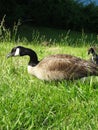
(11, 48), (16, 53)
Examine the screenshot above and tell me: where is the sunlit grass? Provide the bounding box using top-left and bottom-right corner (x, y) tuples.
(0, 26), (98, 129)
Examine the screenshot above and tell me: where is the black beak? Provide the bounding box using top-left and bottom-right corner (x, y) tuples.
(7, 52), (13, 58)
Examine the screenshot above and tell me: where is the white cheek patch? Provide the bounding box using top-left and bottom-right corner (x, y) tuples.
(14, 48), (20, 56)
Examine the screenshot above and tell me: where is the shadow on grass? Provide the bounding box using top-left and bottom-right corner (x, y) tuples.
(17, 25), (97, 46)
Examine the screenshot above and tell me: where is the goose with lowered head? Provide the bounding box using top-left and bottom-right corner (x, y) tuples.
(88, 47), (98, 64)
(7, 46), (98, 81)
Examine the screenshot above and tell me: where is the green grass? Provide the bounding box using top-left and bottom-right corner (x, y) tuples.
(18, 25), (98, 46)
(0, 26), (98, 129)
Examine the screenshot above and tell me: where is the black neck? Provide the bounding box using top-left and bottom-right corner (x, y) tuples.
(92, 51), (97, 56)
(28, 50), (39, 66)
(21, 48), (39, 66)
(29, 56), (39, 66)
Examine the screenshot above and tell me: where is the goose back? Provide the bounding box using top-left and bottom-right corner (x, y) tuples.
(28, 54), (98, 80)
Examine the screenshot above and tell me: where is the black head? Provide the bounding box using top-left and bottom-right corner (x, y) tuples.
(88, 47), (95, 55)
(7, 46), (39, 66)
(7, 46), (31, 58)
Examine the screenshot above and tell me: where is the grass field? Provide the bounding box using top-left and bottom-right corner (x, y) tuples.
(0, 26), (98, 129)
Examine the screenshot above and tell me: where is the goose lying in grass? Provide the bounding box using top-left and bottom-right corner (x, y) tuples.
(88, 47), (98, 64)
(7, 46), (98, 81)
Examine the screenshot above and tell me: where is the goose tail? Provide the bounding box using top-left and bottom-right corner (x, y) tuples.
(71, 61), (98, 80)
(86, 62), (98, 76)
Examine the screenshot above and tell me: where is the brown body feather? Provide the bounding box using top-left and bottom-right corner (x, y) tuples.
(28, 54), (98, 81)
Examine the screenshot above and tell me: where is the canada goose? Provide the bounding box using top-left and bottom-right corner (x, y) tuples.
(7, 46), (98, 81)
(88, 47), (98, 64)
